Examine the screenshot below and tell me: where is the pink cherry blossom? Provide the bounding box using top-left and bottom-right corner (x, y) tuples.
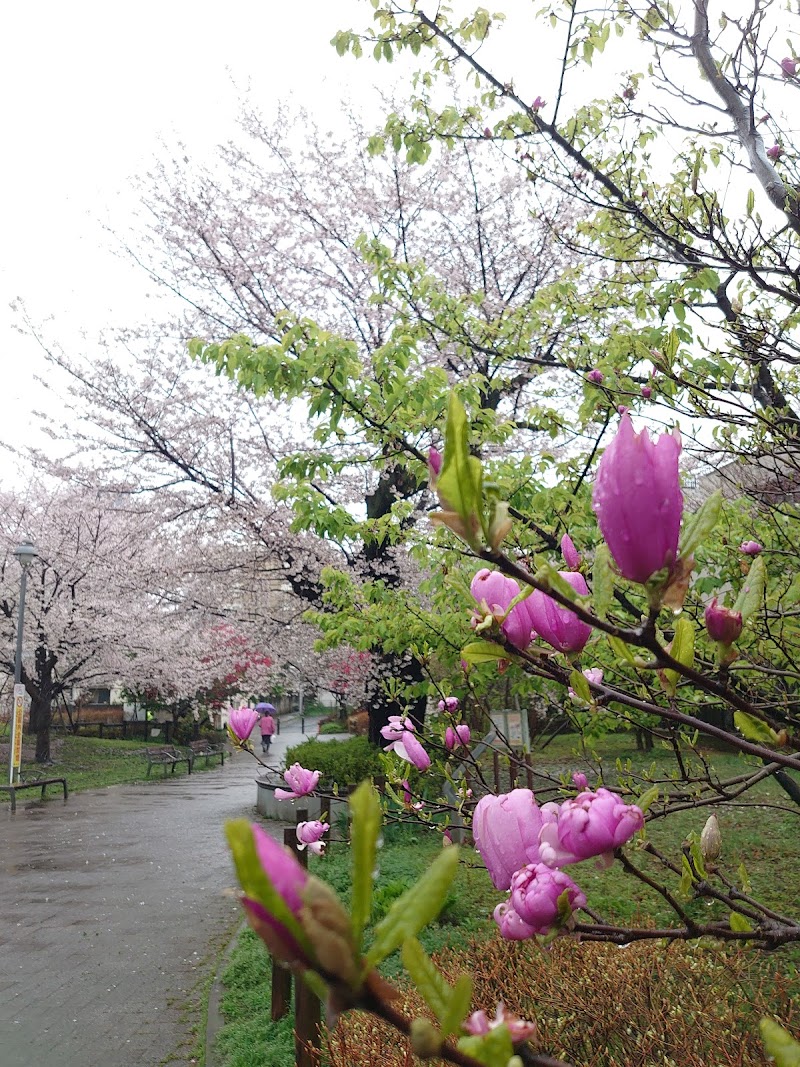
(274, 763), (321, 800)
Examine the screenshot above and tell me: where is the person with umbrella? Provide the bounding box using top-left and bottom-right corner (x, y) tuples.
(256, 702), (277, 754)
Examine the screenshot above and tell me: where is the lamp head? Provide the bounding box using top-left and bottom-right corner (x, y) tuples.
(13, 541), (38, 570)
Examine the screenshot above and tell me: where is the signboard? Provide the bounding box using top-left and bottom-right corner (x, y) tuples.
(488, 707), (530, 750)
(10, 683), (25, 782)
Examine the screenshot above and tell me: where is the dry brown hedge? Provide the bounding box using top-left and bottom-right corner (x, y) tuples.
(327, 935), (798, 1067)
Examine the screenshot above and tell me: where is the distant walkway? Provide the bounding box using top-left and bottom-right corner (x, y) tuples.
(0, 717), (315, 1067)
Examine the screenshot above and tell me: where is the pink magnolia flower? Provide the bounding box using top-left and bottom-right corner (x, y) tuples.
(508, 862), (587, 933)
(464, 1003), (537, 1044)
(442, 829), (454, 847)
(560, 533), (581, 570)
(274, 763), (321, 801)
(705, 598), (743, 645)
(766, 143), (783, 161)
(538, 787), (644, 867)
(527, 571), (592, 654)
(472, 789), (553, 890)
(531, 95), (546, 111)
(445, 724), (471, 750)
(592, 411), (683, 584)
(739, 540), (763, 556)
(781, 57), (797, 78)
(572, 772), (588, 790)
(384, 728), (431, 771)
(587, 368), (604, 385)
(241, 824), (309, 965)
(569, 667), (603, 702)
(229, 706), (259, 742)
(380, 714), (415, 742)
(296, 820), (330, 856)
(428, 446), (442, 481)
(641, 384), (652, 399)
(437, 696), (460, 713)
(470, 568), (534, 650)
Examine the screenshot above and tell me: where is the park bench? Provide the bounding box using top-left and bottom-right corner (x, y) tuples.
(189, 739), (226, 767)
(0, 775), (69, 813)
(145, 745), (193, 777)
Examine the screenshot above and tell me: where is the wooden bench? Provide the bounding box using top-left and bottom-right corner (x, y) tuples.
(189, 739), (226, 767)
(145, 745), (193, 777)
(0, 776), (68, 813)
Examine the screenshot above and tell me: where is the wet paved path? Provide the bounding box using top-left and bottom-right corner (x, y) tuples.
(0, 720), (312, 1067)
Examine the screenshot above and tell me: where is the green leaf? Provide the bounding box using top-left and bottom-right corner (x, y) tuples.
(733, 555), (766, 624)
(592, 543), (614, 619)
(636, 784), (659, 813)
(760, 1019), (800, 1067)
(458, 1024), (515, 1067)
(441, 974), (473, 1039)
(569, 669), (591, 702)
(460, 640), (511, 664)
(349, 781), (383, 951)
(608, 635), (638, 664)
(730, 911), (754, 933)
(533, 558), (581, 603)
(401, 940), (472, 1036)
(401, 938), (451, 1022)
(365, 847), (460, 966)
(661, 616), (694, 696)
(679, 490), (722, 559)
(734, 710), (779, 744)
(225, 819), (310, 955)
(746, 189), (756, 216)
(435, 393), (483, 548)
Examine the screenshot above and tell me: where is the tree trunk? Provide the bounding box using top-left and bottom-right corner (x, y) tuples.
(365, 650), (427, 746)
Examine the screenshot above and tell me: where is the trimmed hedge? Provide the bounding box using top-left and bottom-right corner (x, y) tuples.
(284, 736), (382, 789)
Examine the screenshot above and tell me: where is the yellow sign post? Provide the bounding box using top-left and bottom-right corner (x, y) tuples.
(10, 684), (25, 783)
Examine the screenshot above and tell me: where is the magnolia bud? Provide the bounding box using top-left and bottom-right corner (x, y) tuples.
(300, 877), (359, 987)
(700, 814), (722, 863)
(410, 1018), (442, 1057)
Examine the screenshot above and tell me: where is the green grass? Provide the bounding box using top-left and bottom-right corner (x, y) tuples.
(214, 929), (296, 1067)
(3, 732), (221, 801)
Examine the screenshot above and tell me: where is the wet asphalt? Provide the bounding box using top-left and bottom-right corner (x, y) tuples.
(0, 719), (312, 1067)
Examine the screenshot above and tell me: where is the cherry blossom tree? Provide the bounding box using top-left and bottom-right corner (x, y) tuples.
(36, 111), (588, 741)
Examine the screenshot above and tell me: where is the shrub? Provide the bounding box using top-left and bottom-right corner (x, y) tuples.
(283, 736), (382, 789)
(319, 721), (349, 735)
(326, 936), (798, 1067)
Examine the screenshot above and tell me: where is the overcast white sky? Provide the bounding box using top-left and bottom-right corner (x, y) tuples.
(0, 0), (406, 461)
(2, 0), (787, 471)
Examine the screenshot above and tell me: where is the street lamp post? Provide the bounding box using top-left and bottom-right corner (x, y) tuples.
(8, 540), (38, 785)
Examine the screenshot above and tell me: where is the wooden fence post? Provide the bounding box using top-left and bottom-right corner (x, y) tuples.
(269, 825), (297, 1023)
(290, 809), (321, 1067)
